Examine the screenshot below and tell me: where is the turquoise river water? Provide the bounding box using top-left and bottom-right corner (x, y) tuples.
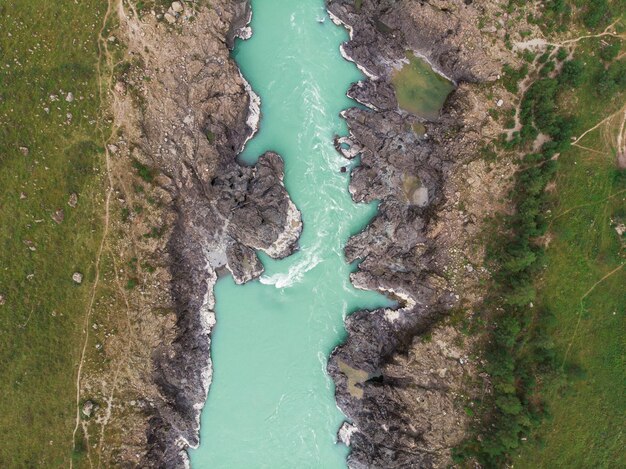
(190, 1), (392, 467)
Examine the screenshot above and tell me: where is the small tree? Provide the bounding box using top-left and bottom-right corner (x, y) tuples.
(558, 59), (584, 87)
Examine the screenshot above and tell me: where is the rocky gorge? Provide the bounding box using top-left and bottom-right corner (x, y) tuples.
(82, 0), (518, 467)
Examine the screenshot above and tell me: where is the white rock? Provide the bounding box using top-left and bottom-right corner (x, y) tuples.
(72, 272), (83, 284)
(65, 92), (74, 102)
(338, 422), (358, 446)
(496, 99), (504, 107)
(164, 12), (176, 23)
(68, 192), (78, 208)
(413, 186), (429, 207)
(171, 1), (183, 13)
(82, 400), (94, 417)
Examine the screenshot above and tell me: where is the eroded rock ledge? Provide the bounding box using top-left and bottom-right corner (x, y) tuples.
(326, 0), (512, 467)
(112, 1), (301, 466)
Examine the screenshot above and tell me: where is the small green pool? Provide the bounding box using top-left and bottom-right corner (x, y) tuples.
(392, 52), (454, 120)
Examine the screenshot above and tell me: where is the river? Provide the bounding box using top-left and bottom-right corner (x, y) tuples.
(190, 1), (392, 467)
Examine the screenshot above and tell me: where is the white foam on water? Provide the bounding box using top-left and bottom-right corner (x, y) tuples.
(318, 351), (328, 377)
(260, 250), (322, 288)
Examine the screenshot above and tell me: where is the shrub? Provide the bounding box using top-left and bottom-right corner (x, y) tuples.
(538, 51), (551, 64)
(131, 159), (155, 183)
(205, 129), (215, 143)
(547, 0), (567, 14)
(540, 61), (556, 77)
(599, 40), (621, 62)
(581, 0), (609, 29)
(595, 60), (626, 96)
(522, 50), (536, 63)
(502, 64), (529, 93)
(558, 59), (585, 87)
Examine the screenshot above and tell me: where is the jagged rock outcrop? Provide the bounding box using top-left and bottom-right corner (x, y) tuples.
(110, 2), (301, 466)
(326, 0), (512, 467)
(330, 0), (502, 83)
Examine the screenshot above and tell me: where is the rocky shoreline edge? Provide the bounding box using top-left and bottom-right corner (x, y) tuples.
(325, 0), (508, 467)
(108, 2), (303, 466)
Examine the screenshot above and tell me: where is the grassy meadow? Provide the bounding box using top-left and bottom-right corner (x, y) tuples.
(515, 33), (626, 468)
(455, 3), (625, 466)
(515, 135), (625, 468)
(0, 1), (108, 466)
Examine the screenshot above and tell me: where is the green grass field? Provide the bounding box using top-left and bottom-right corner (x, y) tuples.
(515, 32), (626, 468)
(0, 1), (108, 466)
(515, 142), (625, 468)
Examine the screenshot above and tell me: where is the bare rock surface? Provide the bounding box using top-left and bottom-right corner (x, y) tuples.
(326, 0), (515, 467)
(329, 0), (503, 83)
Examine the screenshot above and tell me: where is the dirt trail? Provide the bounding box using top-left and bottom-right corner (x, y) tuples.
(572, 110), (621, 145)
(616, 107), (626, 168)
(561, 262), (624, 368)
(572, 104), (626, 169)
(572, 143), (606, 155)
(514, 21), (623, 51)
(70, 0), (118, 466)
(548, 188), (626, 229)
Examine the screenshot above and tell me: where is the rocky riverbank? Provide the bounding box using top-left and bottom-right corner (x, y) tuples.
(80, 1), (303, 466)
(326, 0), (516, 467)
(125, 3), (303, 466)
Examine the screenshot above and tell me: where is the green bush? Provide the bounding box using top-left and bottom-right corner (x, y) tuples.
(599, 40), (621, 62)
(547, 0), (567, 14)
(558, 59), (585, 87)
(595, 60), (626, 96)
(205, 129), (215, 143)
(502, 64), (529, 93)
(540, 60), (556, 77)
(132, 158), (156, 183)
(581, 0), (609, 29)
